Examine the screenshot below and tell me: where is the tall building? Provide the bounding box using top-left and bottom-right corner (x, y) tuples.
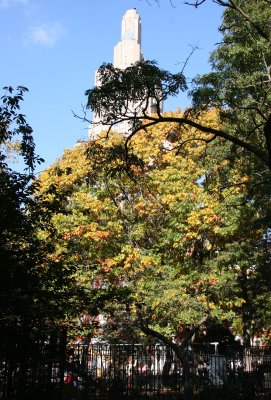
(114, 8), (143, 69)
(90, 9), (160, 138)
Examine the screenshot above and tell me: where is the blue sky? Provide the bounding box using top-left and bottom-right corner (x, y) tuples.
(1, 0), (223, 173)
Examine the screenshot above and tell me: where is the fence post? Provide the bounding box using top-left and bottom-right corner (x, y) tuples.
(58, 328), (67, 399)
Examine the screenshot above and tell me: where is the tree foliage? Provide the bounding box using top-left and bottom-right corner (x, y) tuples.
(86, 60), (186, 135)
(0, 87), (77, 355)
(27, 0), (271, 356)
(37, 109), (271, 348)
(81, 2), (271, 349)
(191, 0), (271, 165)
(0, 86), (44, 172)
(85, 1), (271, 170)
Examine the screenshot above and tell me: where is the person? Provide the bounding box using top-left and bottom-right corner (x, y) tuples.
(138, 361), (147, 374)
(64, 371), (80, 398)
(65, 372), (73, 384)
(127, 355), (134, 388)
(65, 371), (78, 388)
(197, 361), (208, 378)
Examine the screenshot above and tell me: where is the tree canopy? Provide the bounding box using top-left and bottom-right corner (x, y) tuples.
(3, 0), (271, 362)
(85, 1), (271, 171)
(0, 87), (79, 355)
(68, 0), (271, 350)
(37, 107), (271, 349)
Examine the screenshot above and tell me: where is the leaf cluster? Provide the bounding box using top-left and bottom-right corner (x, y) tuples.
(0, 87), (79, 355)
(86, 61), (186, 132)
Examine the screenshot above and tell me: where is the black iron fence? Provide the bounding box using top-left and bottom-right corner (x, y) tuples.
(0, 330), (66, 400)
(1, 343), (271, 399)
(64, 343), (271, 399)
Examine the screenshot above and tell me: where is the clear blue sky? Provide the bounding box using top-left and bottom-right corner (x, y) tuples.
(1, 0), (222, 173)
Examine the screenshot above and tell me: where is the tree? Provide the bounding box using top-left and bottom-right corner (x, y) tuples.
(0, 87), (77, 356)
(36, 138), (133, 341)
(35, 115), (271, 400)
(38, 110), (271, 350)
(84, 1), (271, 171)
(82, 1), (271, 345)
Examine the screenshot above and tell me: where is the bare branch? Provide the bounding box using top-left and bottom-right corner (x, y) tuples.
(175, 44), (199, 75)
(71, 110), (91, 124)
(184, 0), (207, 7)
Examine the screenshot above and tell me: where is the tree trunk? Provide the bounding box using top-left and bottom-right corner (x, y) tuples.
(264, 113), (271, 168)
(137, 311), (209, 400)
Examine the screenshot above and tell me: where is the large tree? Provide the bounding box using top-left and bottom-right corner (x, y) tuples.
(85, 1), (271, 172)
(81, 2), (271, 345)
(37, 110), (271, 351)
(0, 87), (77, 355)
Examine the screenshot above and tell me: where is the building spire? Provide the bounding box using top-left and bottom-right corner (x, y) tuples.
(89, 9), (160, 139)
(114, 8), (143, 69)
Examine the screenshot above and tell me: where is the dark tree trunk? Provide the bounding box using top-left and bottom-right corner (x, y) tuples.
(137, 312), (209, 400)
(264, 113), (271, 168)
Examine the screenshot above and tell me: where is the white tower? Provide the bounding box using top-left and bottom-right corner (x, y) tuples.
(114, 8), (143, 69)
(90, 9), (159, 138)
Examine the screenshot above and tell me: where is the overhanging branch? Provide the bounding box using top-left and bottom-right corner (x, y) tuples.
(123, 114), (269, 166)
(137, 310), (210, 361)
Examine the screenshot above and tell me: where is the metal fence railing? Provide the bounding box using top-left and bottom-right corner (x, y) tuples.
(63, 343), (271, 399)
(1, 343), (271, 399)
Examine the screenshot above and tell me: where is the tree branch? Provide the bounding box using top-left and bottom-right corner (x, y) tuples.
(264, 114), (271, 166)
(123, 114), (269, 166)
(137, 310), (210, 362)
(228, 0), (271, 44)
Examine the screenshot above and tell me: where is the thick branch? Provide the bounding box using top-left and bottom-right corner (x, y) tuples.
(137, 310), (210, 361)
(125, 114), (269, 166)
(180, 313), (210, 351)
(264, 114), (271, 166)
(138, 319), (179, 351)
